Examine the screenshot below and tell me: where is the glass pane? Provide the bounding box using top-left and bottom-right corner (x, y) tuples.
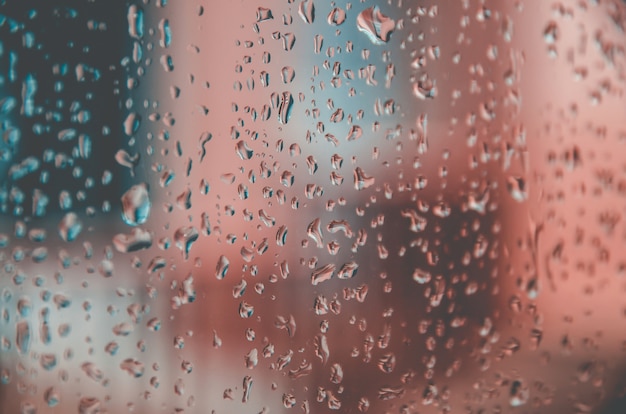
(1, 1), (625, 413)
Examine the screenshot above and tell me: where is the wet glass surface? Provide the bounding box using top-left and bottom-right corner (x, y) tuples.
(1, 1), (626, 413)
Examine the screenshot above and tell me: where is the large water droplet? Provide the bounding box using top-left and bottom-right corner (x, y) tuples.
(113, 228), (153, 253)
(256, 7), (273, 22)
(121, 183), (151, 226)
(127, 5), (144, 39)
(356, 6), (395, 45)
(298, 0), (315, 24)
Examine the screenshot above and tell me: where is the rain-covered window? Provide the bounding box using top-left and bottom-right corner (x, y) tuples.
(1, 1), (626, 413)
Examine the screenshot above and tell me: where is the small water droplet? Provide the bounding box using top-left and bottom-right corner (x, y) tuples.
(281, 66), (295, 84)
(174, 226), (198, 260)
(353, 167), (375, 190)
(81, 362), (104, 383)
(507, 176), (528, 202)
(58, 213), (82, 242)
(509, 379), (529, 406)
(120, 358), (145, 378)
(314, 334), (330, 364)
(378, 385), (404, 400)
(242, 375), (253, 403)
(78, 397), (101, 414)
(115, 150), (140, 176)
(44, 386), (61, 407)
(112, 322), (134, 336)
(327, 8), (346, 25)
(278, 91), (293, 125)
(216, 255), (230, 280)
(345, 125), (363, 141)
(245, 348), (258, 369)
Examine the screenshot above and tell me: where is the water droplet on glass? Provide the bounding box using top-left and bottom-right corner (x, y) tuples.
(81, 362), (104, 383)
(543, 21), (558, 45)
(288, 360), (312, 379)
(44, 386), (61, 407)
(245, 348), (258, 369)
(112, 322), (134, 336)
(120, 358), (145, 378)
(298, 0), (315, 24)
(311, 264), (335, 285)
(15, 321), (30, 355)
(115, 149), (140, 176)
(307, 218), (324, 248)
(256, 7), (273, 22)
(357, 6), (395, 45)
(174, 226), (198, 260)
(281, 66), (295, 84)
(242, 375), (253, 403)
(338, 261), (358, 279)
(158, 18), (172, 48)
(378, 385), (405, 400)
(509, 379), (529, 406)
(278, 91), (293, 125)
(282, 393), (296, 408)
(507, 176), (528, 202)
(121, 183), (151, 226)
(127, 5), (144, 39)
(327, 7), (346, 25)
(239, 301), (254, 318)
(113, 228), (153, 253)
(345, 125), (363, 141)
(236, 140), (254, 160)
(124, 112), (141, 136)
(58, 213), (82, 242)
(216, 255), (230, 280)
(353, 167), (375, 190)
(314, 334), (330, 364)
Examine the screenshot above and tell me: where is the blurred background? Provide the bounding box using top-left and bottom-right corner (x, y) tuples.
(1, 0), (626, 413)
